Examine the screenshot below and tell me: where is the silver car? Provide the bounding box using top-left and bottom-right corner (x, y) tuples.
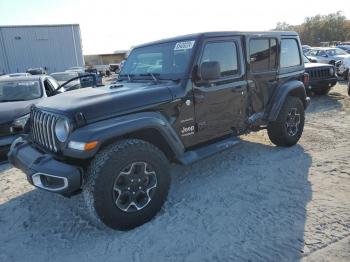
(306, 47), (350, 66)
(306, 47), (350, 78)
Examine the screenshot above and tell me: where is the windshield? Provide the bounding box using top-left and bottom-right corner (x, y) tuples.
(119, 40), (196, 80)
(326, 48), (348, 56)
(0, 80), (42, 102)
(51, 72), (78, 81)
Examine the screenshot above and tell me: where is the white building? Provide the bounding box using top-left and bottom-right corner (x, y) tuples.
(0, 24), (84, 74)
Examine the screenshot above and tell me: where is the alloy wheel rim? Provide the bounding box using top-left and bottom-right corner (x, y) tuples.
(285, 108), (301, 137)
(113, 162), (157, 213)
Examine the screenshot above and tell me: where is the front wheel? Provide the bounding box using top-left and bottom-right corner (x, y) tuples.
(267, 96), (305, 147)
(83, 139), (170, 230)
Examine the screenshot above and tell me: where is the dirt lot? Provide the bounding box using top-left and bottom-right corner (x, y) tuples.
(0, 83), (349, 262)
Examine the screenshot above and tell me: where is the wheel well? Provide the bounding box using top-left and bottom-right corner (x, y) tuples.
(123, 128), (175, 160)
(288, 88), (306, 108)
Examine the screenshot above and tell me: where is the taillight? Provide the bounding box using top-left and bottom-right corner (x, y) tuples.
(303, 73), (309, 87)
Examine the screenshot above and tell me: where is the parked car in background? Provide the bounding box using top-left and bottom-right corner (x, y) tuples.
(51, 71), (103, 90)
(303, 55), (337, 95)
(0, 75), (59, 155)
(0, 73), (100, 157)
(26, 67), (47, 75)
(67, 66), (85, 73)
(302, 45), (312, 54)
(0, 73), (31, 78)
(94, 64), (111, 76)
(305, 47), (350, 79)
(109, 63), (120, 73)
(51, 71), (81, 91)
(336, 45), (350, 54)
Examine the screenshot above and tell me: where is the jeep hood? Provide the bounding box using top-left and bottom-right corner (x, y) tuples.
(305, 63), (331, 68)
(36, 82), (174, 123)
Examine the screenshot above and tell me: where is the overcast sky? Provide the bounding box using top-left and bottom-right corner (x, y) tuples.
(0, 0), (349, 54)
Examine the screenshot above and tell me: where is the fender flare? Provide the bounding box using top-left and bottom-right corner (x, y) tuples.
(64, 112), (185, 159)
(268, 80), (307, 122)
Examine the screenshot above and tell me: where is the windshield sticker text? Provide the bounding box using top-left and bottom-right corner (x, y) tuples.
(174, 41), (195, 50)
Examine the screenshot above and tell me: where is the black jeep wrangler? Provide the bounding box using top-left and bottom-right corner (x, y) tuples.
(9, 31), (310, 230)
(303, 55), (337, 95)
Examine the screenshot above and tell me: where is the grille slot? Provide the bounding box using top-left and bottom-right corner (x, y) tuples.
(31, 109), (58, 152)
(307, 68), (331, 80)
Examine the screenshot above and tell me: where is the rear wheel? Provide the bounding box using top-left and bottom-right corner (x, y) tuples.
(267, 96), (305, 147)
(83, 139), (170, 230)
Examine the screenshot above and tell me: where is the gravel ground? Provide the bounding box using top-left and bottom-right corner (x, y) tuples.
(0, 83), (349, 262)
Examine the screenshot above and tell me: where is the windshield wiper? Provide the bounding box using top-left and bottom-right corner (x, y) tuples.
(139, 73), (160, 84)
(118, 74), (134, 81)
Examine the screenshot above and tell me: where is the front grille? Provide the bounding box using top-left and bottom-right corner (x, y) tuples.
(31, 109), (59, 152)
(307, 67), (331, 80)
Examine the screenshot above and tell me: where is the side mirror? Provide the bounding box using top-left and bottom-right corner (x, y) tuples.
(199, 61), (221, 81)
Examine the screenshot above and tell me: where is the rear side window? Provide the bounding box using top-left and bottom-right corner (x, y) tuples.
(249, 38), (277, 72)
(200, 42), (239, 77)
(280, 39), (301, 68)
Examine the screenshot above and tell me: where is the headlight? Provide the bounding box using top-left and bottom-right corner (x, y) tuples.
(329, 67), (335, 76)
(13, 114), (30, 128)
(55, 118), (70, 142)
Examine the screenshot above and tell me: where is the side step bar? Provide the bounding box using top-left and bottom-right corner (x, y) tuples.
(177, 136), (240, 165)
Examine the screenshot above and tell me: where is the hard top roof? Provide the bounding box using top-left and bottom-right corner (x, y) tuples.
(136, 31), (298, 48)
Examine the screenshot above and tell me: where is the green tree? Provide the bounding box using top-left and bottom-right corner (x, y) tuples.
(275, 11), (350, 45)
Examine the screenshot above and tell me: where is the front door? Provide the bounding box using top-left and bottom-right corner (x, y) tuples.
(193, 37), (248, 143)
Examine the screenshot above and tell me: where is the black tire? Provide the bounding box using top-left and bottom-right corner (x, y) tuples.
(313, 87), (331, 96)
(83, 139), (170, 230)
(267, 96), (305, 147)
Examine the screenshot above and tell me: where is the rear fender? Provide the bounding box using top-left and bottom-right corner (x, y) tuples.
(268, 80), (307, 121)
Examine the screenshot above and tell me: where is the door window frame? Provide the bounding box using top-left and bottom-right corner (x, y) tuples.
(248, 37), (279, 74)
(194, 37), (244, 87)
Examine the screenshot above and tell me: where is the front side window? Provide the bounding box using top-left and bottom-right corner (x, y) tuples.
(200, 41), (238, 77)
(249, 38), (278, 72)
(119, 40), (195, 80)
(0, 80), (42, 102)
(280, 39), (301, 68)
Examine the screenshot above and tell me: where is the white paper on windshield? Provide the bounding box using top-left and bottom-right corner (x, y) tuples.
(18, 81), (37, 86)
(174, 41), (195, 50)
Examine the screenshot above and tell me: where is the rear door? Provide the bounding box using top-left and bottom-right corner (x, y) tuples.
(192, 36), (248, 143)
(245, 36), (278, 116)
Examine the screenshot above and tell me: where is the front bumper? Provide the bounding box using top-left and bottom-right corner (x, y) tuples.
(308, 77), (337, 91)
(8, 137), (82, 196)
